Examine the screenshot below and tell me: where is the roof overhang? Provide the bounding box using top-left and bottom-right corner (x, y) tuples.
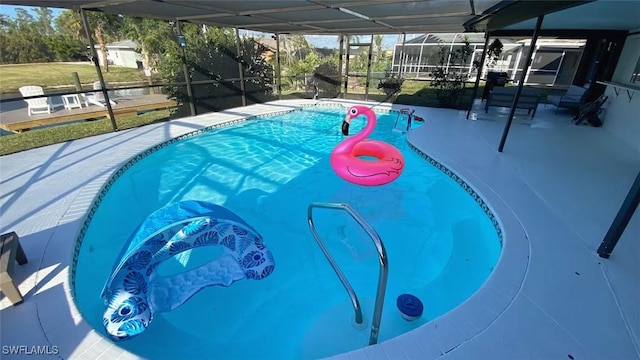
(465, 0), (640, 33)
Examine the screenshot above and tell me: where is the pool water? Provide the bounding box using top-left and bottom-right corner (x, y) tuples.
(74, 106), (501, 359)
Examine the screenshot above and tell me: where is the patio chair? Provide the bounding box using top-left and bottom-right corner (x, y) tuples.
(547, 85), (589, 114)
(18, 86), (52, 116)
(84, 81), (117, 107)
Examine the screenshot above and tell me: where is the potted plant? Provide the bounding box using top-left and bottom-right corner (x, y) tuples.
(377, 74), (405, 96)
(486, 38), (504, 71)
(482, 39), (507, 100)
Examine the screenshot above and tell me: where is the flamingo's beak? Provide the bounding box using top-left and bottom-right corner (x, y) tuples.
(341, 117), (352, 135)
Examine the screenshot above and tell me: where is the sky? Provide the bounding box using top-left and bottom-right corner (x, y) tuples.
(0, 4), (401, 49)
(0, 4), (63, 18)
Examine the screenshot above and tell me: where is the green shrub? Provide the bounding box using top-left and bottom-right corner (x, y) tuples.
(430, 39), (474, 108)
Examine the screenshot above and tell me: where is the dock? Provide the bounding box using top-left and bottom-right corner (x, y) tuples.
(0, 94), (177, 133)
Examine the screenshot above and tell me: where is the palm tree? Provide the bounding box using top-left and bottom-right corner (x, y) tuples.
(56, 10), (123, 72)
(373, 34), (383, 63)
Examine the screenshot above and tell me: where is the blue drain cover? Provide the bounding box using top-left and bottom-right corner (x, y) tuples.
(397, 294), (423, 319)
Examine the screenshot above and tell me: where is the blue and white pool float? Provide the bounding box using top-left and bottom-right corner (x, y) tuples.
(100, 200), (275, 341)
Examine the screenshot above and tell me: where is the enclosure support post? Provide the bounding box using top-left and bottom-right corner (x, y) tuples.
(80, 8), (117, 131)
(398, 33), (407, 77)
(466, 32), (491, 120)
(176, 20), (196, 116)
(339, 35), (345, 98)
(498, 15), (543, 152)
(365, 35), (374, 101)
(235, 28), (247, 107)
(597, 172), (640, 258)
(276, 33), (282, 100)
(344, 35), (351, 99)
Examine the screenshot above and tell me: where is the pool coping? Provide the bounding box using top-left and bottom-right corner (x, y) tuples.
(47, 99), (530, 359)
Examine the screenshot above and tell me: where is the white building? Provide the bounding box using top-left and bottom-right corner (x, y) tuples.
(95, 40), (143, 69)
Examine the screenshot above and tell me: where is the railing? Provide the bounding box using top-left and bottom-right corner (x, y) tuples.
(307, 202), (389, 345)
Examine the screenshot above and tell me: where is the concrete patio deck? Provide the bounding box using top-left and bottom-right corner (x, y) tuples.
(0, 99), (638, 359)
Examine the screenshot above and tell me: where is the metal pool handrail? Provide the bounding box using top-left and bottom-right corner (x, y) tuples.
(307, 202), (389, 345)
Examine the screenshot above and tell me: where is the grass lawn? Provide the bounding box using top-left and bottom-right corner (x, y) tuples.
(0, 63), (151, 94)
(0, 109), (172, 155)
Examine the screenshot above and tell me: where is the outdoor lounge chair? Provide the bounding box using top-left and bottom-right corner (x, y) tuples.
(547, 85), (589, 114)
(84, 81), (117, 107)
(18, 85), (52, 116)
(485, 87), (540, 118)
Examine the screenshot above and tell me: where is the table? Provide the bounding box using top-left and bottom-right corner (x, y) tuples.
(62, 94), (83, 110)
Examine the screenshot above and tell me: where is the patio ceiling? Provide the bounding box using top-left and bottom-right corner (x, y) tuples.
(4, 0), (635, 36)
(0, 0), (586, 34)
(501, 0), (640, 31)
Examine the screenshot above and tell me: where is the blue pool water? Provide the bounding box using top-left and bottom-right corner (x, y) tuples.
(74, 106), (501, 359)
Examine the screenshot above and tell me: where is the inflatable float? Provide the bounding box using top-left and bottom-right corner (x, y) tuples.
(331, 105), (405, 186)
(100, 200), (274, 341)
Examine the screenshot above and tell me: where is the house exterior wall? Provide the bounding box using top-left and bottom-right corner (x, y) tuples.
(96, 48), (141, 69)
(114, 49), (141, 68)
(602, 30), (640, 152)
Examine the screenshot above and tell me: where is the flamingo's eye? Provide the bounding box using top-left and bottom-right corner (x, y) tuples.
(350, 108), (357, 115)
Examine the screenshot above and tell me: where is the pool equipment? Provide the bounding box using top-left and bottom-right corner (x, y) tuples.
(393, 108), (415, 133)
(100, 200), (275, 341)
(396, 294), (423, 321)
(331, 105), (405, 186)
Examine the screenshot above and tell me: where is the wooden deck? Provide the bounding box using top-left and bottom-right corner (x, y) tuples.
(0, 94), (177, 133)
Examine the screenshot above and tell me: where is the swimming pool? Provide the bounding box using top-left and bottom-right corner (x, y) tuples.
(73, 105), (501, 359)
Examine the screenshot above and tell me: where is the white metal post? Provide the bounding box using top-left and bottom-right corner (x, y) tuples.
(512, 44), (524, 82)
(398, 33), (406, 78)
(445, 33), (458, 74)
(524, 44), (539, 85)
(468, 45), (477, 78)
(552, 51), (566, 86)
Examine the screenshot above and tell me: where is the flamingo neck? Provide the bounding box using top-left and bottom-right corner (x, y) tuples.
(341, 107), (377, 151)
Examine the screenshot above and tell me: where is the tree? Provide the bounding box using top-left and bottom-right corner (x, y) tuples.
(53, 9), (123, 71)
(34, 7), (54, 36)
(289, 34), (310, 61)
(159, 23), (273, 115)
(121, 16), (174, 71)
(88, 12), (124, 72)
(430, 39), (474, 108)
(373, 35), (383, 63)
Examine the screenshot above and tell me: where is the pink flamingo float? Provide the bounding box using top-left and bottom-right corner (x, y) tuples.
(331, 105), (405, 186)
